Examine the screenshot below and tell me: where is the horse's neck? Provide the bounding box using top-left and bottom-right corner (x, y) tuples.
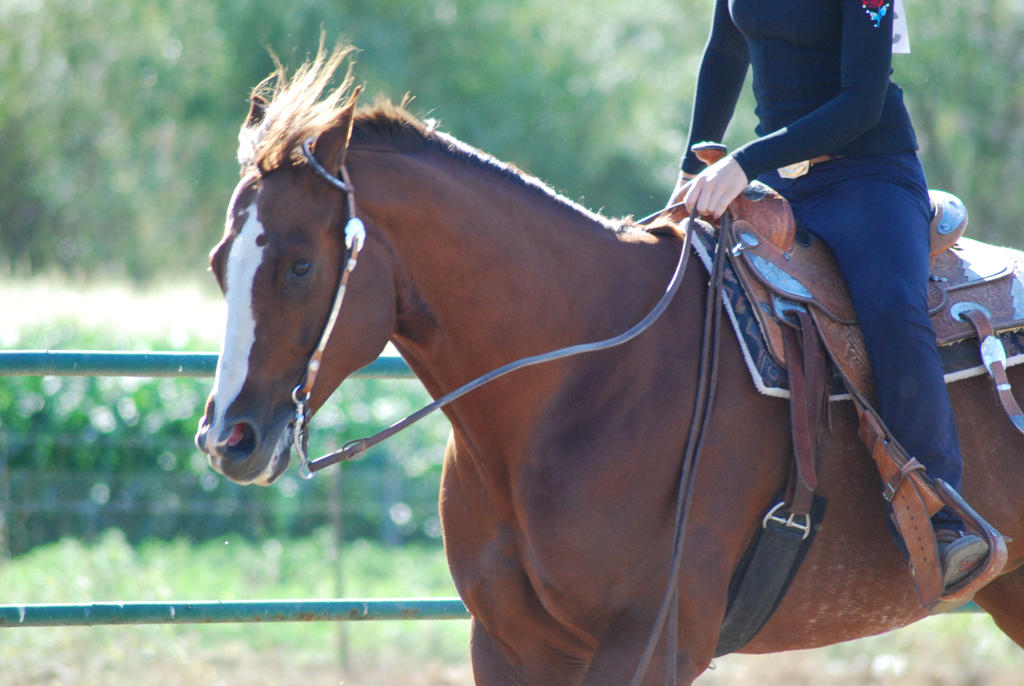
(351, 148), (673, 398)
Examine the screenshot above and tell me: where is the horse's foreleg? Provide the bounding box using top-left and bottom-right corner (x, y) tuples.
(469, 618), (527, 686)
(469, 616), (590, 686)
(578, 606), (710, 686)
(973, 564), (1024, 648)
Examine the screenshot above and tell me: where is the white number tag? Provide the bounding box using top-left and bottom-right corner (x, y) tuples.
(893, 0), (911, 54)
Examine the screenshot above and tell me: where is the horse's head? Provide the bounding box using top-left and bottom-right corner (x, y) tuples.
(196, 48), (396, 485)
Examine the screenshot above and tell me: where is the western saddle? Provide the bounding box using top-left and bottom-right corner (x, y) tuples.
(688, 146), (1011, 611)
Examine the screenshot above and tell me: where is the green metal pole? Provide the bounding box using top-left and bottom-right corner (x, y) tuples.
(0, 351), (412, 378)
(0, 598), (469, 627)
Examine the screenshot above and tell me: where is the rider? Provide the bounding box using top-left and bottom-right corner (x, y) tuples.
(668, 0), (987, 590)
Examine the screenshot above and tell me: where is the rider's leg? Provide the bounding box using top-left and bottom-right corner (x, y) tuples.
(761, 152), (987, 587)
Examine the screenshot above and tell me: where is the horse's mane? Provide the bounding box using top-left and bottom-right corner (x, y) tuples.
(237, 41), (671, 235)
(237, 42), (359, 174)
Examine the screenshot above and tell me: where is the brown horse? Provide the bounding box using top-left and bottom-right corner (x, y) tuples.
(194, 46), (1024, 684)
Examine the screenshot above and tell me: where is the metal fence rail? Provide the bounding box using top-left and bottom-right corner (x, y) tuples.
(0, 598), (470, 627)
(0, 350), (412, 378)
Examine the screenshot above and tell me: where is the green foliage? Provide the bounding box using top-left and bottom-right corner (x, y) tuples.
(895, 1), (1024, 243)
(0, 0), (708, 281)
(4, 1), (1018, 281)
(0, 323), (451, 554)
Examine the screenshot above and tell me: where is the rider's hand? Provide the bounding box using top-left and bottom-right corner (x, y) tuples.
(677, 156), (749, 220)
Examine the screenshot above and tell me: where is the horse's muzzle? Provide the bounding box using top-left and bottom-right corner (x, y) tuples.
(195, 411), (293, 485)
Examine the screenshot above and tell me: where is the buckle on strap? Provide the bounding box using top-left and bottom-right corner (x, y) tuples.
(762, 501), (812, 540)
(777, 155), (838, 179)
(778, 160), (811, 179)
(880, 457), (927, 504)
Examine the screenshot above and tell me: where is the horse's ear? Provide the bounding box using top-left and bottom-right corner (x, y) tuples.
(245, 94), (268, 128)
(313, 85), (363, 172)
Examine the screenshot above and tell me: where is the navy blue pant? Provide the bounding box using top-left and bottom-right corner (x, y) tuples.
(760, 152), (963, 531)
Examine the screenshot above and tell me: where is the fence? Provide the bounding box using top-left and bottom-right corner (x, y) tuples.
(0, 349), (980, 628)
(0, 598), (470, 627)
(0, 350), (409, 378)
(1, 348), (454, 554)
(0, 350), (471, 627)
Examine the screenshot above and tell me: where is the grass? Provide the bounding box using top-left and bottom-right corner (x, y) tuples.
(3, 532), (1023, 685)
(0, 531), (470, 685)
(0, 274), (224, 350)
(700, 614), (1024, 686)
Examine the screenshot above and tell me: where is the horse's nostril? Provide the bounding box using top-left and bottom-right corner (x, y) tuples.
(225, 423), (247, 448)
(219, 422), (258, 458)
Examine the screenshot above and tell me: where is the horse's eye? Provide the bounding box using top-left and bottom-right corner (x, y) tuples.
(291, 260), (311, 278)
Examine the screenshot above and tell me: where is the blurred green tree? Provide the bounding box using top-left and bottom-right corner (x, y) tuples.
(0, 0), (1020, 283)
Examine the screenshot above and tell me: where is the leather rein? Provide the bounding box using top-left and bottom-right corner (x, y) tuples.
(292, 138), (729, 683)
(292, 138), (701, 477)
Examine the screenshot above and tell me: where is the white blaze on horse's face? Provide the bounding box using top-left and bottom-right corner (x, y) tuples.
(210, 193), (265, 441)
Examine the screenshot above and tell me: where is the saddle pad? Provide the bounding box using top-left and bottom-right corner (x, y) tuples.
(691, 228), (1024, 400)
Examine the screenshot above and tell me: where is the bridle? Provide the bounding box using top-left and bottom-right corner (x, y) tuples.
(290, 138), (366, 479)
(291, 136), (729, 684)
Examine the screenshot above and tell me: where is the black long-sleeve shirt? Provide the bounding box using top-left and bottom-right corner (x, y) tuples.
(681, 0), (918, 179)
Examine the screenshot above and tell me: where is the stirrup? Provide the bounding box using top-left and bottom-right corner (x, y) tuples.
(936, 530), (989, 590)
(932, 480), (1009, 607)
